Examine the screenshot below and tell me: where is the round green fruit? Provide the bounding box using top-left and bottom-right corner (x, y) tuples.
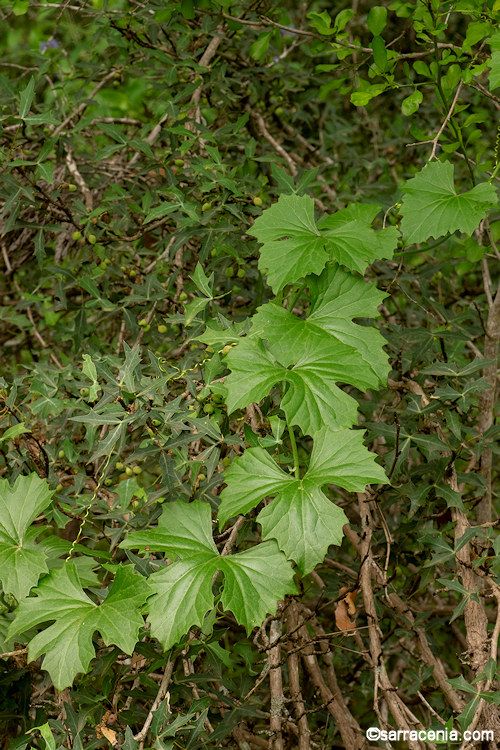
(72, 231), (82, 241)
(133, 465), (142, 474)
(178, 291), (188, 302)
(222, 456), (231, 467)
(125, 466), (134, 476)
(202, 202), (212, 212)
(68, 184), (77, 192)
(116, 461), (124, 471)
(56, 483), (64, 492)
(198, 473), (206, 482)
(157, 324), (167, 333)
(253, 196), (263, 207)
(152, 419), (161, 427)
(58, 449), (65, 458)
(204, 403), (215, 414)
(80, 387), (89, 396)
(88, 234), (97, 245)
(174, 158), (185, 167)
(225, 266), (235, 278)
(104, 478), (113, 486)
(237, 268), (246, 278)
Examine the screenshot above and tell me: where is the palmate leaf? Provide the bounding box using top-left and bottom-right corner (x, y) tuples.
(0, 473), (54, 599)
(249, 194), (397, 292)
(249, 264), (389, 386)
(8, 564), (149, 690)
(224, 337), (361, 433)
(120, 501), (296, 648)
(400, 161), (498, 245)
(219, 428), (387, 573)
(488, 33), (500, 91)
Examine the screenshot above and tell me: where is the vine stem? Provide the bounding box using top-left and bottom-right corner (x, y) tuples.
(288, 423), (300, 479)
(66, 447), (116, 561)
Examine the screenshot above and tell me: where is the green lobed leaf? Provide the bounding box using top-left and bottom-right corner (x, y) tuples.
(0, 473), (54, 599)
(8, 564), (149, 690)
(400, 161), (498, 245)
(488, 33), (500, 91)
(249, 264), (389, 387)
(249, 194), (396, 292)
(224, 337), (360, 433)
(121, 501), (296, 648)
(121, 500), (219, 557)
(220, 428), (387, 572)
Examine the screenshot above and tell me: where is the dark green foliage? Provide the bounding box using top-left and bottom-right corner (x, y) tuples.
(1, 1), (500, 748)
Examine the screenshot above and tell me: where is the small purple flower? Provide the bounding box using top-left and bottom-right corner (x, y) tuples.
(280, 24), (296, 38)
(40, 38), (59, 53)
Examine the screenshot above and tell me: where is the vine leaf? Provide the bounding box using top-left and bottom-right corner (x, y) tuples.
(219, 428), (387, 573)
(400, 161), (498, 244)
(488, 33), (500, 91)
(120, 501), (296, 648)
(8, 564), (149, 690)
(224, 337), (364, 433)
(250, 264), (390, 386)
(250, 194), (397, 292)
(0, 473), (54, 599)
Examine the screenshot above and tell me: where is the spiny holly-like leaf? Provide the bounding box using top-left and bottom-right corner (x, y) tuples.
(219, 428), (386, 572)
(249, 264), (389, 386)
(8, 564), (149, 690)
(0, 473), (54, 599)
(224, 337), (362, 433)
(400, 161), (498, 245)
(120, 501), (296, 649)
(249, 194), (397, 292)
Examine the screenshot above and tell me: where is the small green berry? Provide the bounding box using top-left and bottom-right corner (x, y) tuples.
(88, 234), (97, 245)
(58, 449), (65, 458)
(225, 266), (235, 278)
(68, 184), (77, 192)
(204, 403), (215, 414)
(104, 478), (113, 486)
(56, 483), (64, 492)
(143, 324), (150, 332)
(152, 419), (161, 427)
(222, 456), (231, 467)
(116, 461), (124, 471)
(202, 202), (212, 212)
(139, 318), (148, 327)
(253, 196), (263, 207)
(72, 231), (82, 241)
(178, 291), (188, 302)
(133, 465), (142, 474)
(125, 466), (134, 476)
(80, 387), (89, 396)
(129, 269), (137, 278)
(198, 473), (206, 482)
(157, 324), (167, 333)
(174, 158), (185, 167)
(237, 268), (246, 279)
